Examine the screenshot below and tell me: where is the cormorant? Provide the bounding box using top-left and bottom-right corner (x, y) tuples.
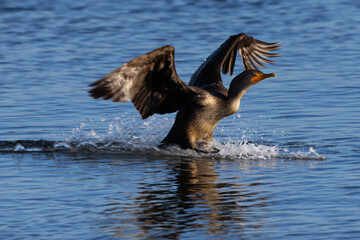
(89, 33), (280, 152)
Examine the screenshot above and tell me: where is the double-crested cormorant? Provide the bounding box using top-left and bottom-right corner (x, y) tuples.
(89, 33), (280, 152)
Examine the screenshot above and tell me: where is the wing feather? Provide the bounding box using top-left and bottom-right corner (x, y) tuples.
(89, 46), (191, 119)
(190, 33), (280, 87)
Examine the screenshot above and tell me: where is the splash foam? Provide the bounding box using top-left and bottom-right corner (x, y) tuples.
(63, 114), (325, 160)
(0, 114), (324, 160)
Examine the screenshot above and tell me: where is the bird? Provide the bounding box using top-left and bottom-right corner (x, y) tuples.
(89, 33), (280, 153)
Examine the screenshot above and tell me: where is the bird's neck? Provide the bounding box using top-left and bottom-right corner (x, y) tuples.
(226, 81), (251, 115)
(228, 80), (251, 101)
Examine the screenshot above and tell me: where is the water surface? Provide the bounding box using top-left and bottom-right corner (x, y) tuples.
(1, 0), (360, 239)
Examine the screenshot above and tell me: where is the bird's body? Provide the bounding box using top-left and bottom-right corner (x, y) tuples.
(89, 33), (280, 152)
(162, 88), (231, 149)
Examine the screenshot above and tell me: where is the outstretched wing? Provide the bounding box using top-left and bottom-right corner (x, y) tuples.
(189, 33), (280, 87)
(89, 45), (191, 119)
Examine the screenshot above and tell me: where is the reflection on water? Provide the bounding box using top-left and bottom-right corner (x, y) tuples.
(97, 157), (267, 239)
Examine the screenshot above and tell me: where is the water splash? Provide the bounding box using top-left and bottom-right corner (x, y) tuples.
(0, 114), (325, 160)
(65, 114), (170, 152)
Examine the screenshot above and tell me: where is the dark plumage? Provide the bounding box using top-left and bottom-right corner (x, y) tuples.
(89, 33), (280, 152)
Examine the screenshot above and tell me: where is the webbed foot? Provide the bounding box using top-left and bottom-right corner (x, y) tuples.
(195, 147), (220, 154)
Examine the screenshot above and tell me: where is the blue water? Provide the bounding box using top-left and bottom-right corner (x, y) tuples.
(1, 0), (360, 239)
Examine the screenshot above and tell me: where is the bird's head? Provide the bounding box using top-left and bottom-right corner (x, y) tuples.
(235, 70), (276, 86)
(228, 70), (276, 99)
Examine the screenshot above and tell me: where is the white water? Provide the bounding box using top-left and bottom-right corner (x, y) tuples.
(60, 114), (325, 160)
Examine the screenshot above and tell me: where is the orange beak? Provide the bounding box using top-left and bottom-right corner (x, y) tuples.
(252, 73), (276, 84)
